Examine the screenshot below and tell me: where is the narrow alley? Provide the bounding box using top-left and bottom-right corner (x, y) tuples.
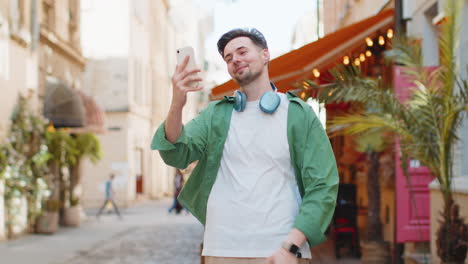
(0, 198), (360, 264)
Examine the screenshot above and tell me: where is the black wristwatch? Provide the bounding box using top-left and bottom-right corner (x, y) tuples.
(281, 241), (302, 258)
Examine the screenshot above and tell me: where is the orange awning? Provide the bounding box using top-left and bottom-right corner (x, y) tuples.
(210, 8), (394, 99)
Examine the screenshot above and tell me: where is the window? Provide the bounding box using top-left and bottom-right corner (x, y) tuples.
(68, 0), (80, 48)
(9, 0), (32, 45)
(9, 0), (21, 33)
(68, 0), (78, 29)
(422, 3), (439, 66)
(41, 0), (55, 31)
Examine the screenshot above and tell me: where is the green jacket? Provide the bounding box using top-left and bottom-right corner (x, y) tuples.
(151, 92), (338, 247)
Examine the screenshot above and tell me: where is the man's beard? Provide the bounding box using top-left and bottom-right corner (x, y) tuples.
(233, 68), (262, 86)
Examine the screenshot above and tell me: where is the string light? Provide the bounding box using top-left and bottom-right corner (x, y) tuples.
(387, 28), (394, 39)
(359, 53), (366, 62)
(354, 58), (361, 66)
(313, 68), (320, 78)
(300, 91), (307, 100)
(343, 56), (350, 65)
(302, 81), (310, 88)
(335, 31), (390, 71)
(378, 35), (385, 45)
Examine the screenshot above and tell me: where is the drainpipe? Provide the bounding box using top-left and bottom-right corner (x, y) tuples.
(393, 1), (406, 263)
(31, 0), (40, 51)
(316, 0), (321, 39)
(394, 0), (405, 36)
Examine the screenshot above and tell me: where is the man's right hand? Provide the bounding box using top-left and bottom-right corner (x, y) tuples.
(171, 55), (203, 109)
(165, 56), (203, 143)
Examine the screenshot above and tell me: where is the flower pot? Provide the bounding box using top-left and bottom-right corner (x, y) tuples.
(0, 179), (5, 241)
(64, 205), (81, 227)
(36, 211), (59, 234)
(6, 195), (28, 238)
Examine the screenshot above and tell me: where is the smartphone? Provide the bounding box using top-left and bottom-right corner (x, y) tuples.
(176, 46), (199, 88)
(177, 46), (197, 70)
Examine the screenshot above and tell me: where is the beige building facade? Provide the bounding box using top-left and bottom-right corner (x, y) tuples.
(323, 0), (392, 35)
(0, 0), (40, 138)
(38, 0), (85, 98)
(80, 0), (212, 208)
(0, 0), (85, 240)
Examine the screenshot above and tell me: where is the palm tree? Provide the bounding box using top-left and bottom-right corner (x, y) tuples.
(353, 130), (387, 245)
(306, 0), (468, 262)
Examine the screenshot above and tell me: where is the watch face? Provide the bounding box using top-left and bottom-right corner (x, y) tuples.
(290, 244), (300, 254)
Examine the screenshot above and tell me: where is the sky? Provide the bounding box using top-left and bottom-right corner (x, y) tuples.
(192, 0), (316, 84)
(80, 0), (316, 63)
(81, 0), (130, 59)
(195, 0), (315, 59)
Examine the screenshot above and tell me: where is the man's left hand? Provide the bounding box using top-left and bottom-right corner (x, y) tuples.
(265, 248), (298, 264)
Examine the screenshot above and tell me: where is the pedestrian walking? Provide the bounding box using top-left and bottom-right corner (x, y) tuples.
(151, 28), (338, 264)
(168, 169), (185, 214)
(97, 173), (122, 219)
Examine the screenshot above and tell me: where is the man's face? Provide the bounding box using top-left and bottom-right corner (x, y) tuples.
(222, 37), (269, 86)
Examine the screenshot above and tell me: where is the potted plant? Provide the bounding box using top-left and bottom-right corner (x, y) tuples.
(0, 148), (5, 241)
(68, 133), (101, 206)
(36, 199), (60, 234)
(354, 130), (391, 263)
(63, 133), (101, 226)
(1, 96), (55, 238)
(45, 127), (77, 226)
(64, 197), (81, 227)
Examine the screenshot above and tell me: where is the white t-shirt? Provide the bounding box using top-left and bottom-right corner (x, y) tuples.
(202, 93), (311, 258)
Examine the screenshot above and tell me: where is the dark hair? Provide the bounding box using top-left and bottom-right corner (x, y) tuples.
(217, 28), (268, 57)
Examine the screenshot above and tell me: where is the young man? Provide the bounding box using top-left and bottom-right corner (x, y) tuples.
(96, 173), (122, 219)
(151, 28), (338, 264)
(168, 169), (185, 214)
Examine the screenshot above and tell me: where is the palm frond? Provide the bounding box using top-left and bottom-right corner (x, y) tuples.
(439, 0), (463, 99)
(328, 114), (412, 140)
(310, 64), (380, 104)
(455, 65), (468, 102)
(384, 36), (422, 68)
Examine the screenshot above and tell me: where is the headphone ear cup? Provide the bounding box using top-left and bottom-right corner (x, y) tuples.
(234, 90), (247, 112)
(259, 91), (280, 114)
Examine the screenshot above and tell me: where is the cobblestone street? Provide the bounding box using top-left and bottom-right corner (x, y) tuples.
(66, 222), (203, 264)
(63, 199), (204, 264)
(1, 198), (360, 264)
(0, 199), (205, 264)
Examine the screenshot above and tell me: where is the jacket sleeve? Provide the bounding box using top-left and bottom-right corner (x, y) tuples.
(293, 109), (339, 247)
(150, 105), (211, 169)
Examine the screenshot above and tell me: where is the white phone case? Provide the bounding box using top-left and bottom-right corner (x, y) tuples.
(176, 46), (199, 87)
(177, 46), (197, 71)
